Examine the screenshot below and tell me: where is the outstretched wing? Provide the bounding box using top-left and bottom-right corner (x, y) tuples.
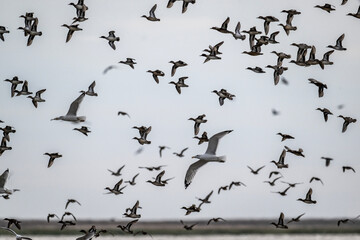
(185, 160), (207, 188)
(0, 169), (9, 188)
(66, 92), (85, 116)
(205, 130), (233, 155)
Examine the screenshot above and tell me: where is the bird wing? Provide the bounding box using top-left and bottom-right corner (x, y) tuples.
(221, 17), (230, 29)
(0, 227), (17, 236)
(279, 212), (285, 225)
(235, 22), (240, 33)
(279, 149), (286, 164)
(336, 34), (345, 47)
(108, 41), (116, 50)
(66, 92), (85, 116)
(205, 130), (232, 155)
(180, 147), (188, 155)
(149, 4), (157, 18)
(184, 160), (207, 188)
(155, 170), (165, 182)
(306, 188), (313, 200)
(205, 190), (213, 200)
(342, 120), (349, 133)
(88, 81), (96, 92)
(0, 169), (9, 188)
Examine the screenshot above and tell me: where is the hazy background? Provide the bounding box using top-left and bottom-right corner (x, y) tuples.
(0, 0), (360, 221)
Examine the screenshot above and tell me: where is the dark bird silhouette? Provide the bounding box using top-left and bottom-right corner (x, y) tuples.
(271, 212), (288, 229)
(321, 157), (333, 167)
(338, 115), (357, 133)
(248, 165), (265, 175)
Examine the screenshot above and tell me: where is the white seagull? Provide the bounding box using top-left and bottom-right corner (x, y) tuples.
(0, 227), (32, 239)
(185, 130), (233, 188)
(51, 93), (86, 122)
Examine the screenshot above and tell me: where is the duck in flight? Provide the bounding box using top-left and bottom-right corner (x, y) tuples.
(44, 152), (62, 168)
(316, 108), (333, 122)
(147, 70), (165, 84)
(297, 188), (317, 204)
(142, 4), (160, 21)
(328, 34), (346, 51)
(338, 115), (356, 133)
(100, 31), (120, 50)
(27, 89), (46, 108)
(61, 24), (82, 42)
(188, 114), (207, 135)
(169, 77), (189, 94)
(185, 130), (232, 188)
(81, 81), (97, 96)
(271, 212), (288, 229)
(173, 147), (188, 157)
(73, 126), (91, 136)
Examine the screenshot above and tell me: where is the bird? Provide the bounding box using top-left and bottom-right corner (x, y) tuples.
(139, 165), (166, 171)
(147, 70), (165, 84)
(159, 146), (170, 157)
(180, 220), (197, 230)
(268, 171), (282, 179)
(264, 177), (282, 186)
(4, 76), (23, 97)
(321, 157), (333, 167)
(104, 179), (126, 195)
(196, 190), (213, 204)
(246, 66), (265, 73)
(76, 225), (97, 240)
(147, 170), (173, 186)
(61, 212), (77, 222)
(310, 177), (324, 185)
(0, 26), (10, 41)
(21, 17), (42, 46)
(193, 131), (209, 145)
(108, 165), (125, 176)
(27, 89), (46, 108)
(173, 147), (188, 157)
(117, 219), (138, 234)
(117, 111), (130, 118)
(81, 81), (97, 96)
(268, 31), (280, 44)
(44, 152), (62, 168)
(100, 31), (120, 50)
(247, 165), (265, 175)
(169, 77), (189, 94)
(308, 78), (327, 98)
(0, 169), (18, 194)
(342, 166), (355, 173)
(0, 137), (12, 155)
(58, 220), (76, 230)
(315, 4), (335, 13)
(337, 215), (360, 226)
(271, 51), (291, 66)
(266, 65), (288, 85)
(316, 108), (333, 122)
(123, 200), (141, 218)
(207, 217), (226, 225)
(47, 214), (59, 223)
(181, 204), (201, 215)
(271, 212), (288, 229)
(14, 80), (32, 96)
(188, 114), (207, 135)
(287, 213), (305, 224)
(338, 115), (357, 133)
(142, 4), (160, 21)
(65, 199), (81, 209)
(0, 227), (32, 240)
(281, 181), (303, 188)
(277, 133), (294, 142)
(272, 186), (291, 196)
(211, 17), (232, 34)
(51, 93), (86, 123)
(103, 65), (117, 75)
(185, 130), (232, 188)
(73, 126), (91, 136)
(61, 24), (82, 42)
(4, 218), (22, 230)
(321, 50), (334, 66)
(284, 146), (305, 157)
(257, 16), (279, 35)
(69, 0), (89, 17)
(232, 22), (246, 40)
(218, 185), (228, 194)
(229, 181), (246, 189)
(348, 6), (360, 19)
(119, 58), (136, 69)
(278, 23), (297, 36)
(297, 188), (317, 204)
(169, 60), (187, 77)
(328, 34), (346, 51)
(212, 89), (235, 106)
(125, 173), (139, 186)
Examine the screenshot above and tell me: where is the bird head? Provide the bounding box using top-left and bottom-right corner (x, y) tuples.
(192, 155), (201, 159)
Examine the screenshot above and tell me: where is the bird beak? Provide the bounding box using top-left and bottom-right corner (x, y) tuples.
(192, 156), (196, 158)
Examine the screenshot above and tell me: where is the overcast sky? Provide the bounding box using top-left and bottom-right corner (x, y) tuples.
(0, 0), (360, 222)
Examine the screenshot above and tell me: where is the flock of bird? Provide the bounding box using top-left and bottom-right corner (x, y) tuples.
(1, 0), (360, 239)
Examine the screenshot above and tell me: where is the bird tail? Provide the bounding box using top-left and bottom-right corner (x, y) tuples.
(217, 155), (226, 162)
(78, 116), (86, 122)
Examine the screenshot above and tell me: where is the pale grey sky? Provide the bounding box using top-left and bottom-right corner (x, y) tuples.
(0, 0), (360, 221)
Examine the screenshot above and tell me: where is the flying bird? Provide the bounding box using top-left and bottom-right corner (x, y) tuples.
(142, 4), (160, 21)
(185, 130), (232, 188)
(51, 93), (86, 123)
(100, 31), (120, 50)
(0, 227), (32, 240)
(44, 152), (62, 168)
